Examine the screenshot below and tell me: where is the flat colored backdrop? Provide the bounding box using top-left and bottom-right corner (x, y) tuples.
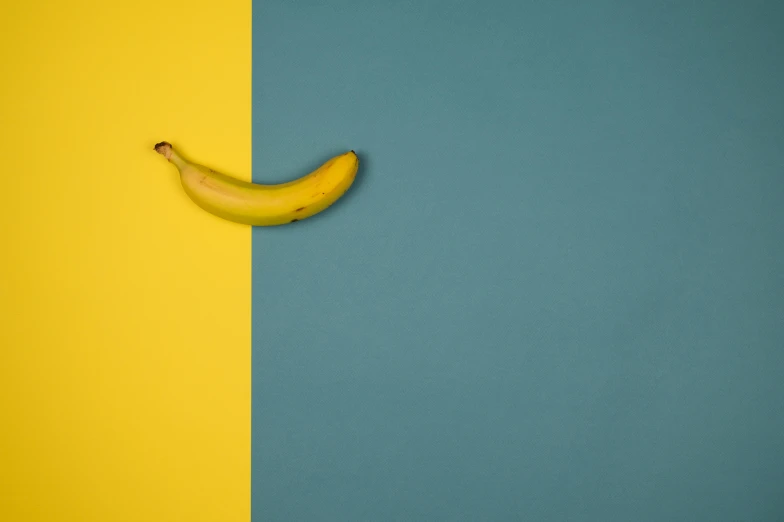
(251, 1), (784, 521)
(1, 1), (251, 521)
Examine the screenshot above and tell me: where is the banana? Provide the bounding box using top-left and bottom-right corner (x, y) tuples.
(154, 141), (359, 226)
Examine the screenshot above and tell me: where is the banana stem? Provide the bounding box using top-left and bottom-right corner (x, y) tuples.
(154, 141), (187, 169)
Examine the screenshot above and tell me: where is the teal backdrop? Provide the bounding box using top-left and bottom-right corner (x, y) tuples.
(252, 1), (784, 520)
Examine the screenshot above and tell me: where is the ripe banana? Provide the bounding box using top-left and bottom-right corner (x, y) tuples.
(154, 141), (359, 226)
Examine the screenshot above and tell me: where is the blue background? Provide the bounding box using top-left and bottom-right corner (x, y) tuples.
(252, 1), (784, 520)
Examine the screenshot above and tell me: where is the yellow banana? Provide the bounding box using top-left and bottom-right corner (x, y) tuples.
(154, 141), (359, 226)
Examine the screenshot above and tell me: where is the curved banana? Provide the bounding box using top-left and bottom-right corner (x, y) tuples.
(154, 141), (359, 226)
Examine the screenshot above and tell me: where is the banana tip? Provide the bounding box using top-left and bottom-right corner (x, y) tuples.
(154, 141), (173, 160)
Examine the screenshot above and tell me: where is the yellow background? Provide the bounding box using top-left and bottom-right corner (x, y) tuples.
(0, 1), (251, 520)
